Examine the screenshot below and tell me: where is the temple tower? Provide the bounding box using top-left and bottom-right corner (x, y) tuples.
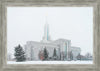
(42, 16), (51, 42)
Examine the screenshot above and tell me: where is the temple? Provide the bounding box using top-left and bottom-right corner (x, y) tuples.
(24, 17), (81, 61)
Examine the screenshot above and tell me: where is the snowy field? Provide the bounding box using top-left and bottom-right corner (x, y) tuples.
(7, 61), (93, 64)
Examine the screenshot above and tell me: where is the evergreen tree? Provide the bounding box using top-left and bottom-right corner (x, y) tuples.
(14, 44), (26, 62)
(43, 47), (48, 60)
(53, 48), (57, 60)
(53, 48), (57, 57)
(77, 53), (81, 60)
(70, 51), (73, 60)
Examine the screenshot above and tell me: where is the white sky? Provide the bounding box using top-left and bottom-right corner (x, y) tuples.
(7, 7), (93, 56)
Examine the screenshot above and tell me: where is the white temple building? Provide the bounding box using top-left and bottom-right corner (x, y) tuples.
(24, 19), (81, 61)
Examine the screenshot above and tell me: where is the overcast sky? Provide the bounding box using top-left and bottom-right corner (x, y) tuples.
(7, 7), (93, 56)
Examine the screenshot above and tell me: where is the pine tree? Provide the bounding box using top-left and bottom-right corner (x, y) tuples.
(53, 48), (57, 57)
(77, 53), (81, 60)
(14, 44), (26, 62)
(43, 47), (48, 60)
(70, 51), (73, 60)
(53, 48), (57, 60)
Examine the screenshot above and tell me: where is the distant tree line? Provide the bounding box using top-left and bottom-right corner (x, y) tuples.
(13, 44), (92, 62)
(38, 47), (58, 60)
(38, 48), (93, 61)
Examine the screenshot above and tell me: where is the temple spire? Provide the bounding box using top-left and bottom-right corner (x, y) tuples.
(42, 14), (51, 42)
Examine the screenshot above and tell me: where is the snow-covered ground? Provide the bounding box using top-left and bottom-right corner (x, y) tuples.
(7, 61), (93, 64)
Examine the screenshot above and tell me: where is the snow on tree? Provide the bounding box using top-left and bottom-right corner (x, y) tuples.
(14, 44), (26, 62)
(69, 51), (73, 60)
(60, 52), (65, 60)
(38, 50), (44, 60)
(85, 53), (91, 58)
(53, 48), (58, 60)
(84, 53), (93, 60)
(77, 53), (81, 60)
(43, 47), (48, 60)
